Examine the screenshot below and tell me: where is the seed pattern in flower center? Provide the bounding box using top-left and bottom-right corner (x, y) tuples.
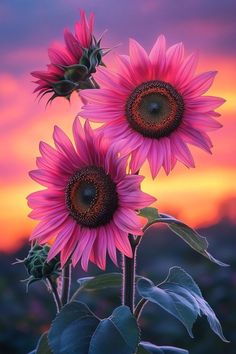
(125, 80), (184, 138)
(65, 166), (118, 227)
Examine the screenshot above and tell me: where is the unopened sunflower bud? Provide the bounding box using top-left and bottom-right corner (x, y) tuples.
(19, 243), (61, 290)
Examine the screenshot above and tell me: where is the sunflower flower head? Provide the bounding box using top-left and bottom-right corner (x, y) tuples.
(31, 10), (107, 104)
(27, 119), (155, 271)
(80, 35), (225, 178)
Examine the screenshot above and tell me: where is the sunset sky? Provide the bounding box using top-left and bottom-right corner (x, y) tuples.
(1, 0), (236, 252)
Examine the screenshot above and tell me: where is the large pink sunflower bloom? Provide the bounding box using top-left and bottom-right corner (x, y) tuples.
(31, 11), (104, 103)
(80, 35), (225, 178)
(27, 119), (155, 271)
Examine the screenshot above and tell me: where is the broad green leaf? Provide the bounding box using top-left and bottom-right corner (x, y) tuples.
(48, 301), (99, 354)
(28, 332), (52, 354)
(88, 306), (139, 354)
(77, 272), (122, 291)
(71, 273), (123, 300)
(137, 267), (228, 342)
(140, 208), (228, 266)
(139, 341), (189, 354)
(36, 332), (52, 354)
(137, 345), (151, 354)
(72, 273), (143, 300)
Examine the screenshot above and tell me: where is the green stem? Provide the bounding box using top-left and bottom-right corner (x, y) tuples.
(122, 235), (141, 313)
(47, 278), (62, 313)
(134, 297), (148, 320)
(61, 263), (72, 306)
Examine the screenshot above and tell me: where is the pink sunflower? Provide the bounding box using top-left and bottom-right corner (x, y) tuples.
(31, 11), (104, 103)
(27, 119), (155, 271)
(80, 35), (225, 178)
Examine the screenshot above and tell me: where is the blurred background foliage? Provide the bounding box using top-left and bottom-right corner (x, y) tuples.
(0, 219), (235, 354)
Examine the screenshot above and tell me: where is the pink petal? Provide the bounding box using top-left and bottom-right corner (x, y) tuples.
(113, 54), (135, 87)
(72, 228), (96, 270)
(165, 42), (184, 80)
(129, 38), (151, 83)
(75, 10), (94, 48)
(80, 88), (125, 105)
(171, 134), (195, 168)
(184, 114), (223, 131)
(171, 155), (178, 170)
(48, 222), (75, 261)
(105, 226), (118, 266)
(112, 224), (132, 258)
(209, 111), (221, 118)
(64, 29), (82, 60)
(83, 120), (99, 165)
(72, 117), (93, 165)
(183, 71), (217, 98)
(29, 204), (66, 220)
(30, 213), (68, 241)
(117, 174), (144, 191)
(29, 169), (67, 189)
(27, 190), (63, 210)
(185, 96), (225, 113)
(179, 126), (212, 154)
(160, 138), (172, 175)
(130, 139), (151, 173)
(91, 227), (107, 270)
(149, 34), (166, 78)
(39, 141), (74, 174)
(80, 105), (124, 121)
(81, 229), (97, 271)
(60, 226), (79, 267)
(47, 63), (64, 76)
(48, 47), (73, 66)
(175, 52), (198, 88)
(95, 66), (132, 94)
(147, 140), (164, 178)
(53, 126), (81, 166)
(113, 208), (143, 235)
(31, 70), (57, 81)
(119, 190), (156, 209)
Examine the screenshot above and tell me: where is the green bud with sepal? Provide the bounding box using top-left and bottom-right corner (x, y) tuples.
(16, 243), (61, 290)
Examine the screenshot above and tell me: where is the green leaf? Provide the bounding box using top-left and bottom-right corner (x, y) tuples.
(28, 332), (52, 354)
(88, 306), (140, 354)
(139, 207), (159, 224)
(140, 208), (228, 266)
(137, 267), (228, 342)
(137, 345), (151, 354)
(71, 272), (123, 300)
(48, 301), (100, 354)
(138, 342), (189, 354)
(36, 332), (52, 354)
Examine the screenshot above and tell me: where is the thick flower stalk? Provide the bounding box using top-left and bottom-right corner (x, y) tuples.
(27, 118), (155, 271)
(31, 11), (105, 103)
(80, 35), (225, 178)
